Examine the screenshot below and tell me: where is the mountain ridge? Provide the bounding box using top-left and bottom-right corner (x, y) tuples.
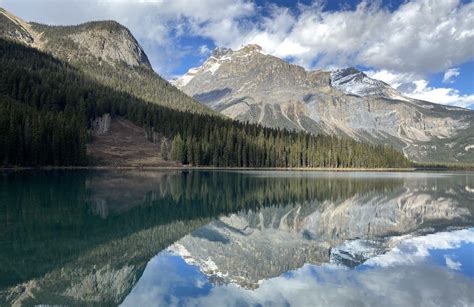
(176, 44), (474, 162)
(0, 7), (214, 115)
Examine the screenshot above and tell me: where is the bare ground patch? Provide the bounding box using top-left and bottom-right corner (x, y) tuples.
(87, 118), (180, 167)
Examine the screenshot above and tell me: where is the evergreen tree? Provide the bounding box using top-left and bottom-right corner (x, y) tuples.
(160, 137), (169, 161)
(170, 134), (184, 163)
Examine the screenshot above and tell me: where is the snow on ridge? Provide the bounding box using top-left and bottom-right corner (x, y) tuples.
(175, 73), (195, 88)
(176, 44), (266, 89)
(330, 68), (409, 101)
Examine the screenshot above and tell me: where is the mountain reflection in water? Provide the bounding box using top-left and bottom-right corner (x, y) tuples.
(0, 170), (473, 306)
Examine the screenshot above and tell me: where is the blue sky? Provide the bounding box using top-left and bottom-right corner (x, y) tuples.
(1, 0), (473, 108)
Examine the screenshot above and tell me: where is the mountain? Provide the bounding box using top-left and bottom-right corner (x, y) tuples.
(0, 7), (212, 114)
(176, 44), (474, 163)
(0, 8), (409, 169)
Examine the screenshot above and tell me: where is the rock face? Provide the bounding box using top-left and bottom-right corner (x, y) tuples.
(176, 45), (474, 162)
(0, 8), (150, 68)
(0, 8), (36, 44)
(91, 114), (112, 135)
(65, 21), (151, 68)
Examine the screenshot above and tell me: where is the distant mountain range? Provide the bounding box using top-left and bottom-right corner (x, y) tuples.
(175, 44), (474, 162)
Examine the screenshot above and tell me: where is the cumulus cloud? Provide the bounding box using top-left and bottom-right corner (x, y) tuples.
(443, 68), (460, 83)
(4, 0), (474, 74)
(445, 255), (462, 271)
(240, 0), (474, 74)
(1, 0), (473, 106)
(365, 70), (421, 90)
(365, 69), (474, 108)
(198, 45), (211, 56)
(366, 229), (474, 267)
(407, 80), (474, 108)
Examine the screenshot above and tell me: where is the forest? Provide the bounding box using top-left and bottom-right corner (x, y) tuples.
(0, 39), (411, 168)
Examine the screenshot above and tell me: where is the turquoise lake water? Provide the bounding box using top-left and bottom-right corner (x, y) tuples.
(1, 170), (473, 306)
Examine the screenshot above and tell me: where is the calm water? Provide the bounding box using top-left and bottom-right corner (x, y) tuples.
(1, 170), (473, 306)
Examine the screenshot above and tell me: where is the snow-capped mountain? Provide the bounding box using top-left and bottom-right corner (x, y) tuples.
(330, 67), (408, 101)
(176, 45), (474, 162)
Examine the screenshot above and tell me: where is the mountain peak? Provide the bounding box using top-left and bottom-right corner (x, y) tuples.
(211, 44), (263, 59)
(176, 44), (265, 88)
(331, 67), (365, 82)
(0, 7), (38, 45)
(31, 19), (152, 68)
(212, 47), (232, 58)
(329, 67), (408, 100)
(239, 44), (263, 54)
(0, 8), (151, 68)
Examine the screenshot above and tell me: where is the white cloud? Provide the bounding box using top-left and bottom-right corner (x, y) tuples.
(443, 68), (460, 83)
(365, 69), (474, 108)
(2, 0), (474, 86)
(445, 255), (462, 271)
(407, 79), (474, 108)
(198, 45), (211, 56)
(365, 70), (420, 89)
(241, 0), (474, 74)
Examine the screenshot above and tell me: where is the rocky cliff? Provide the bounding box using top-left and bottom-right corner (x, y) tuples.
(30, 20), (152, 68)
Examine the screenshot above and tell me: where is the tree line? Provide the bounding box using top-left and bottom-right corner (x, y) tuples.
(0, 39), (411, 168)
(0, 95), (87, 166)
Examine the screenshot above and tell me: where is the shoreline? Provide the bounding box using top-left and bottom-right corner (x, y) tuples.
(0, 166), (466, 172)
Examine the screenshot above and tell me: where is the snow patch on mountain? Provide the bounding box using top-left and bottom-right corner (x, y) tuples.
(330, 68), (409, 101)
(175, 44), (265, 89)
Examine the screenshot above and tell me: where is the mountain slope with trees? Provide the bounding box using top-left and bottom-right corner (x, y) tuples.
(176, 45), (474, 163)
(0, 39), (410, 168)
(0, 7), (213, 115)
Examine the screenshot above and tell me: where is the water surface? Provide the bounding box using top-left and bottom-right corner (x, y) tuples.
(1, 170), (473, 306)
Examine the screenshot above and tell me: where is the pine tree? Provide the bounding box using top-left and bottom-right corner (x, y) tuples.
(170, 134), (184, 163)
(160, 137), (169, 161)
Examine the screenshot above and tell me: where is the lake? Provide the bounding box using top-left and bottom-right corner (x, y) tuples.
(1, 170), (473, 306)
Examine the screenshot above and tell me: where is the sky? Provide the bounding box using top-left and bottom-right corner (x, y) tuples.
(1, 0), (473, 109)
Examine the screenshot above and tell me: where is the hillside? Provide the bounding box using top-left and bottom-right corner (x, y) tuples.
(0, 8), (410, 169)
(0, 39), (409, 168)
(0, 7), (213, 115)
(176, 45), (474, 163)
(87, 116), (181, 167)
